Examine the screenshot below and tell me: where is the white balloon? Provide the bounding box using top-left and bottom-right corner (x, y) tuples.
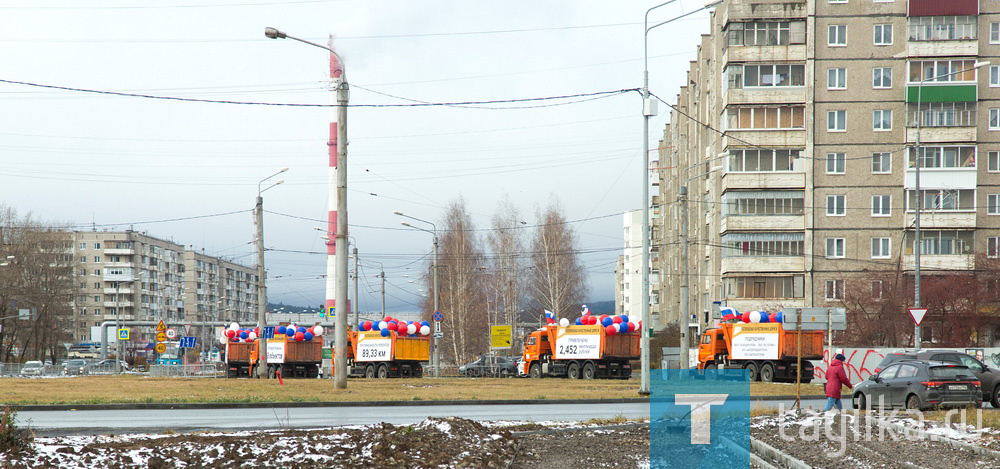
(313, 325), (324, 336)
(248, 332), (257, 341)
(419, 325), (430, 336)
(378, 321), (388, 331)
(559, 318), (570, 328)
(218, 335), (227, 344)
(407, 324), (417, 335)
(229, 322), (240, 331)
(749, 311), (762, 323)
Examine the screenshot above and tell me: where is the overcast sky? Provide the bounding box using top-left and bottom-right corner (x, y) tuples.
(0, 0), (711, 314)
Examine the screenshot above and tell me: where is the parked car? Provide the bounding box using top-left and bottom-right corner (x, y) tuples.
(63, 359), (90, 376)
(458, 355), (518, 377)
(515, 357), (528, 377)
(88, 359), (129, 374)
(874, 350), (1000, 408)
(19, 360), (44, 377)
(853, 361), (982, 411)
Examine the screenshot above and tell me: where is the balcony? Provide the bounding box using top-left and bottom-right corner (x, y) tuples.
(724, 44), (806, 64)
(103, 300), (134, 308)
(904, 168), (976, 189)
(724, 87), (806, 107)
(908, 40), (977, 58)
(722, 256), (805, 274)
(722, 172), (805, 191)
(906, 126), (976, 143)
(905, 211), (976, 228)
(721, 215), (804, 232)
(103, 273), (135, 282)
(103, 248), (134, 255)
(103, 287), (133, 294)
(722, 129), (805, 148)
(903, 254), (975, 271)
(104, 261), (132, 268)
(722, 0), (805, 24)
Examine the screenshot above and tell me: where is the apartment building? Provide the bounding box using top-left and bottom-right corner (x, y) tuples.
(657, 0), (1000, 341)
(70, 231), (257, 343)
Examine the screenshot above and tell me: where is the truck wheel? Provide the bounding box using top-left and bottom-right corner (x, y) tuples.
(760, 363), (775, 383)
(567, 362), (581, 379)
(267, 365), (274, 379)
(529, 364), (541, 379)
(377, 364), (389, 379)
(744, 362), (759, 382)
(365, 365), (376, 379)
(582, 363), (596, 380)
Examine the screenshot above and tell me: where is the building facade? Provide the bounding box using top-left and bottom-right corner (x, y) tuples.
(657, 0), (1000, 343)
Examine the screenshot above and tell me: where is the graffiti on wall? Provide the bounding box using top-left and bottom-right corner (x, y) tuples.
(812, 348), (885, 383)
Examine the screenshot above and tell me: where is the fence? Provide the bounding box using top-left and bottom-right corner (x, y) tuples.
(148, 363), (226, 378)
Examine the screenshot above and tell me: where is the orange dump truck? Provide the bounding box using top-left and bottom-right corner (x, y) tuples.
(521, 324), (639, 379)
(264, 338), (323, 378)
(225, 340), (260, 378)
(341, 330), (430, 378)
(697, 322), (824, 382)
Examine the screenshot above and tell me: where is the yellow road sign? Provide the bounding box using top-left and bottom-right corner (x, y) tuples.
(156, 320), (166, 332)
(156, 331), (167, 342)
(155, 343), (166, 354)
(490, 325), (512, 350)
(118, 328), (129, 340)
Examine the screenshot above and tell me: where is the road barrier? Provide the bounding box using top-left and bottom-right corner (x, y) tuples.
(148, 363), (225, 378)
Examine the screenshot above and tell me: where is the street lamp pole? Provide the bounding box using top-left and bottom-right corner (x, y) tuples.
(911, 60), (988, 350)
(265, 27), (350, 389)
(396, 211), (440, 377)
(256, 167), (286, 377)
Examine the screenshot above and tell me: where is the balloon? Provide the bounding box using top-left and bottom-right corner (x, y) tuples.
(759, 313), (770, 323)
(229, 322), (240, 331)
(420, 320), (430, 327)
(248, 332), (257, 341)
(559, 318), (570, 327)
(218, 335), (227, 344)
(749, 311), (761, 323)
(277, 325), (287, 335)
(601, 317), (613, 327)
(378, 321), (388, 331)
(314, 325), (324, 336)
(741, 312), (752, 323)
(612, 316), (623, 324)
(225, 329), (236, 338)
(304, 332), (313, 341)
(407, 324), (417, 335)
(380, 328), (390, 337)
(627, 322), (637, 332)
(297, 326), (307, 334)
(618, 322), (629, 333)
(591, 316), (599, 325)
(294, 331), (305, 342)
(420, 325), (430, 335)
(621, 315), (629, 323)
(575, 318), (583, 325)
(605, 324), (618, 335)
(239, 330), (249, 339)
(384, 316), (394, 323)
(775, 312), (784, 323)
(307, 327), (314, 335)
(254, 327), (260, 336)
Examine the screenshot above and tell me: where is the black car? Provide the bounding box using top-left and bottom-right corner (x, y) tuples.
(874, 350), (1000, 407)
(853, 361), (982, 411)
(458, 356), (518, 377)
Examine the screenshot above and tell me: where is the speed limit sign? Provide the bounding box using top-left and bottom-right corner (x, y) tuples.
(165, 328), (177, 339)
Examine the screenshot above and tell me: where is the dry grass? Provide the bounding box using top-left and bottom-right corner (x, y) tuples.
(924, 406), (1000, 429)
(0, 376), (824, 406)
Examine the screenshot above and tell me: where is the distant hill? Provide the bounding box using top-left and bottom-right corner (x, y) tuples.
(585, 300), (615, 314)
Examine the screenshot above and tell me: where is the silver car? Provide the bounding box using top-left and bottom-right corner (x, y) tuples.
(20, 360), (44, 377)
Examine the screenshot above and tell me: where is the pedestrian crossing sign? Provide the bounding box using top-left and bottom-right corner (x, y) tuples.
(118, 328), (129, 340)
(328, 306), (335, 318)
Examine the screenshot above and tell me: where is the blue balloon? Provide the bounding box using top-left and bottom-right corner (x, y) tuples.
(420, 320), (430, 327)
(621, 315), (629, 324)
(575, 318), (583, 325)
(760, 313), (770, 323)
(379, 328), (390, 337)
(774, 312), (783, 323)
(239, 331), (248, 339)
(618, 322), (629, 333)
(304, 332), (314, 341)
(277, 325), (287, 335)
(601, 317), (613, 327)
(297, 326), (307, 334)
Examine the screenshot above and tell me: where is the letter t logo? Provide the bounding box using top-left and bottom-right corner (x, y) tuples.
(675, 394), (729, 444)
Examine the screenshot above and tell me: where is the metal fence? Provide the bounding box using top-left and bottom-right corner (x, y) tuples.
(148, 363), (226, 378)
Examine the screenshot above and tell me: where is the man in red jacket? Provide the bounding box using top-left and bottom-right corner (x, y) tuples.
(823, 353), (853, 412)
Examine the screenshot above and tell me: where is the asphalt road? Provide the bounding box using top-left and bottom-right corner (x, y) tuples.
(17, 398), (830, 436)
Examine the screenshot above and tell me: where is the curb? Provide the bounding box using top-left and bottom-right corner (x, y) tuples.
(747, 434), (812, 469)
(719, 435), (778, 469)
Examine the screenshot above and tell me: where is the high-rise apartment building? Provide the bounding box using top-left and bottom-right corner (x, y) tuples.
(657, 0), (999, 342)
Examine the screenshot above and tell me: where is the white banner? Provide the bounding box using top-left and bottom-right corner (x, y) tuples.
(554, 326), (601, 360)
(731, 323), (780, 360)
(356, 333), (392, 362)
(266, 341), (286, 364)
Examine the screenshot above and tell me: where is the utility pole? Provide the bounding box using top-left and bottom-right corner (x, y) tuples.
(380, 269), (386, 318)
(256, 194), (268, 376)
(679, 185), (689, 370)
(352, 246), (359, 331)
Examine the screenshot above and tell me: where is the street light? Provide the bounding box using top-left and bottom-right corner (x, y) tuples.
(266, 26), (350, 389)
(255, 167), (287, 378)
(640, 0), (724, 395)
(911, 60), (989, 351)
(395, 211), (440, 377)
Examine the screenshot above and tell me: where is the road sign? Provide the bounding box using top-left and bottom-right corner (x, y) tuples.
(165, 328), (177, 339)
(433, 331), (444, 339)
(490, 325), (512, 350)
(328, 306), (336, 318)
(780, 308), (847, 331)
(433, 311), (444, 322)
(184, 324), (192, 335)
(179, 336), (197, 348)
(263, 326), (276, 339)
(155, 343), (167, 354)
(434, 321), (442, 334)
(118, 328), (130, 340)
(156, 331), (167, 342)
(156, 320), (166, 332)
(908, 308), (928, 326)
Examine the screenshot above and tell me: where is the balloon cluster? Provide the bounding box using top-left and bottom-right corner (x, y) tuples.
(568, 312), (640, 336)
(358, 316), (432, 337)
(276, 323), (324, 342)
(740, 311), (783, 324)
(220, 322), (259, 344)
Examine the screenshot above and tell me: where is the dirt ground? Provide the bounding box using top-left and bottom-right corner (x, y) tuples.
(0, 418), (653, 468)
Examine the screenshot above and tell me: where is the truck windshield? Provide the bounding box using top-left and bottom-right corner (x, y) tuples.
(526, 337), (536, 346)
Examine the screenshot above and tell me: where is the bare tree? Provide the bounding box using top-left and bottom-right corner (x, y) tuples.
(485, 197), (524, 331)
(527, 199), (586, 319)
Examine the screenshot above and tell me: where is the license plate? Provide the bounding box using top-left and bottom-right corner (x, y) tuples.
(948, 384), (966, 391)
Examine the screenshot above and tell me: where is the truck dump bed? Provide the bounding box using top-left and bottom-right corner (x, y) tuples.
(604, 333), (640, 359)
(226, 342), (255, 363)
(394, 336), (430, 361)
(781, 330), (824, 360)
(284, 341), (322, 362)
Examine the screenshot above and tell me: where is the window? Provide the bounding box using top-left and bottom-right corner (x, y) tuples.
(828, 25), (847, 46)
(873, 109), (892, 130)
(990, 151), (1000, 172)
(726, 64), (806, 89)
(725, 106), (805, 130)
(726, 21), (806, 46)
(828, 110), (846, 131)
(874, 24), (892, 45)
(79, 256), (86, 263)
(872, 195), (891, 216)
(993, 22), (1000, 44)
(79, 242), (86, 250)
(909, 59), (977, 83)
(829, 0), (846, 3)
(909, 102), (977, 127)
(727, 149), (798, 172)
(827, 195), (846, 216)
(906, 189), (976, 211)
(826, 238), (845, 258)
(873, 67), (892, 88)
(908, 16), (977, 41)
(95, 243), (100, 249)
(990, 237), (1000, 258)
(826, 153), (845, 174)
(872, 237), (891, 258)
(828, 68), (847, 89)
(908, 146), (976, 169)
(903, 230), (974, 255)
(825, 280), (845, 300)
(724, 275), (805, 299)
(722, 190), (805, 216)
(992, 66), (1000, 87)
(722, 232), (804, 257)
(871, 280), (884, 299)
(990, 194), (1000, 215)
(872, 152), (891, 173)
(991, 109), (1000, 130)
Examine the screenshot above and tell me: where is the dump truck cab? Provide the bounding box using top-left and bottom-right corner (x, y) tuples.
(697, 327), (727, 367)
(521, 329), (551, 374)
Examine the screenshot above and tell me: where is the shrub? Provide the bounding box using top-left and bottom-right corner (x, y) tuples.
(0, 407), (33, 456)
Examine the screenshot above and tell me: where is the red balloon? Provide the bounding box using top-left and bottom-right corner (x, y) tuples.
(588, 316), (598, 325)
(225, 329), (236, 338)
(385, 316), (394, 323)
(741, 312), (751, 323)
(307, 327), (315, 335)
(605, 324), (618, 335)
(254, 327), (260, 336)
(294, 331), (305, 341)
(628, 322), (636, 332)
(612, 316), (623, 324)
(362, 321), (372, 331)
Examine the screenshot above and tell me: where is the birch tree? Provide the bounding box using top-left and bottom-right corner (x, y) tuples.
(485, 197), (524, 330)
(528, 199), (586, 319)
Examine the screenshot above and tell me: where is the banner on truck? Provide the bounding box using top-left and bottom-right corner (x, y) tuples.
(554, 325), (601, 360)
(266, 340), (286, 364)
(356, 331), (392, 362)
(730, 323), (780, 360)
